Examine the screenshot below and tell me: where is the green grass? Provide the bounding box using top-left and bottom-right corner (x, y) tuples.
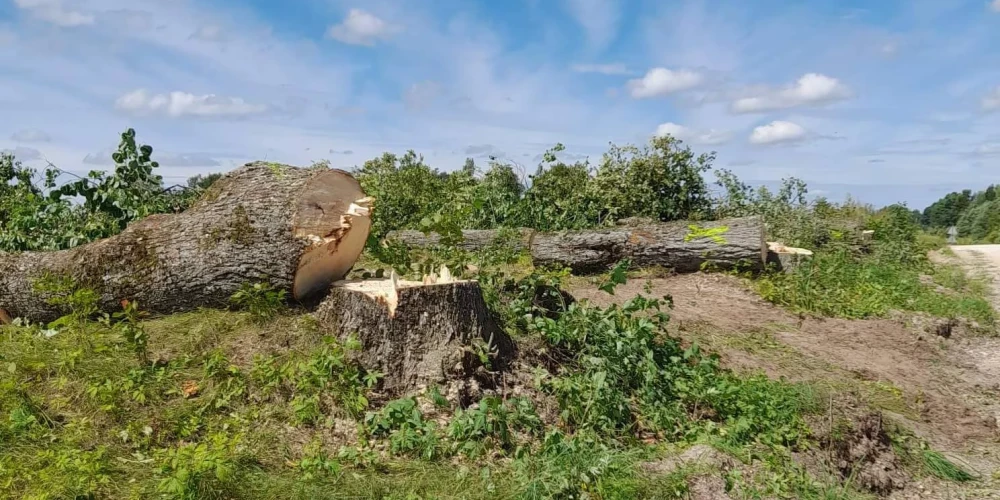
(920, 450), (975, 483)
(753, 247), (995, 326)
(0, 269), (879, 499)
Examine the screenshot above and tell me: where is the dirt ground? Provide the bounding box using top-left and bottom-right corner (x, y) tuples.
(567, 269), (1000, 499)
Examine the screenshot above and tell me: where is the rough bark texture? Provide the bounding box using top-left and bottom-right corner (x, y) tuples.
(313, 279), (515, 397)
(387, 228), (532, 253)
(387, 216), (766, 274)
(0, 162), (369, 324)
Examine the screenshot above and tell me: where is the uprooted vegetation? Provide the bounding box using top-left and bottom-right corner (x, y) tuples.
(2, 129), (998, 499)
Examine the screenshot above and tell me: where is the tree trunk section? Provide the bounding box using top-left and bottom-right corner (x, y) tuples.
(386, 216), (767, 274)
(0, 162), (371, 324)
(387, 228), (533, 253)
(312, 277), (515, 398)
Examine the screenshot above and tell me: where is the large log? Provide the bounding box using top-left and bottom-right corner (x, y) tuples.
(387, 216), (767, 273)
(312, 271), (515, 397)
(0, 162), (372, 324)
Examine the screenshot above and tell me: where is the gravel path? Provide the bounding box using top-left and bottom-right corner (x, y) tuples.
(950, 245), (1000, 307)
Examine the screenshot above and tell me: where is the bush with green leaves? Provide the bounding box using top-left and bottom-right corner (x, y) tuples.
(753, 203), (995, 324)
(357, 136), (722, 244)
(229, 282), (287, 323)
(0, 128), (216, 252)
(528, 285), (812, 447)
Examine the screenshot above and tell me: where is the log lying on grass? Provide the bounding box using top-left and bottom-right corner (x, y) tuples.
(388, 216), (767, 274)
(0, 162), (372, 324)
(312, 268), (515, 397)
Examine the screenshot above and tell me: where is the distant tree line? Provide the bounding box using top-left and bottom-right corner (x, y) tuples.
(921, 185), (1000, 242)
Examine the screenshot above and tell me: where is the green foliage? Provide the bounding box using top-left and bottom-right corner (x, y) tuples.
(590, 135), (714, 223)
(446, 397), (543, 457)
(922, 189), (973, 229)
(920, 449), (974, 482)
(229, 282), (287, 323)
(251, 335), (380, 423)
(362, 397), (441, 459)
(753, 204), (995, 324)
(356, 136), (719, 243)
(513, 432), (640, 499)
(532, 289), (811, 446)
(355, 150), (451, 239)
(956, 199), (1000, 242)
(155, 432), (243, 499)
(32, 273), (101, 333)
(520, 149), (602, 230)
(0, 129), (216, 252)
(109, 299), (150, 366)
(922, 184), (1000, 242)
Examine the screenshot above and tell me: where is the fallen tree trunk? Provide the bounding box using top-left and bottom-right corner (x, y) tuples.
(0, 162), (372, 324)
(313, 270), (515, 397)
(387, 216), (767, 274)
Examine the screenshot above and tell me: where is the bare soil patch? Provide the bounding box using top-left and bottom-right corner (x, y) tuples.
(568, 272), (1000, 496)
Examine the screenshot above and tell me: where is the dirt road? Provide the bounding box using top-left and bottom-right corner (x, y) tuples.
(950, 244), (1000, 306)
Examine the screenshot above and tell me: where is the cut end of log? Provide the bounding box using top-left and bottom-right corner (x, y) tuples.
(767, 242), (814, 256)
(0, 308), (11, 325)
(335, 266), (461, 318)
(291, 168), (373, 301)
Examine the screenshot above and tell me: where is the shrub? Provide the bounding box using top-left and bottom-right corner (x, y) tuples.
(0, 129), (215, 252)
(229, 282), (287, 323)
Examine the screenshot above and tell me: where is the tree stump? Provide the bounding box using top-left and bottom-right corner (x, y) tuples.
(312, 270), (516, 397)
(765, 242), (814, 274)
(0, 162), (372, 324)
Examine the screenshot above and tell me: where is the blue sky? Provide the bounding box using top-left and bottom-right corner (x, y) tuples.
(1, 0), (1000, 208)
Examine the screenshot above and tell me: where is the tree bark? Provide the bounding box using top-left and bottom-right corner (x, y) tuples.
(387, 228), (533, 253)
(312, 276), (515, 397)
(386, 216), (767, 274)
(0, 162), (371, 324)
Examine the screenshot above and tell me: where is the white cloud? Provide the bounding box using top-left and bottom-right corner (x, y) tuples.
(190, 24), (225, 42)
(563, 0), (620, 50)
(627, 68), (703, 98)
(991, 0), (1000, 13)
(403, 81), (441, 111)
(10, 129), (51, 142)
(114, 89), (267, 118)
(325, 9), (395, 46)
(879, 41), (899, 57)
(14, 0), (94, 27)
(653, 122), (731, 145)
(974, 143), (1000, 156)
(732, 73), (851, 113)
(464, 144), (504, 158)
(983, 86), (1000, 111)
(83, 149), (222, 167)
(1, 146), (42, 161)
(749, 121), (808, 145)
(571, 63), (630, 75)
